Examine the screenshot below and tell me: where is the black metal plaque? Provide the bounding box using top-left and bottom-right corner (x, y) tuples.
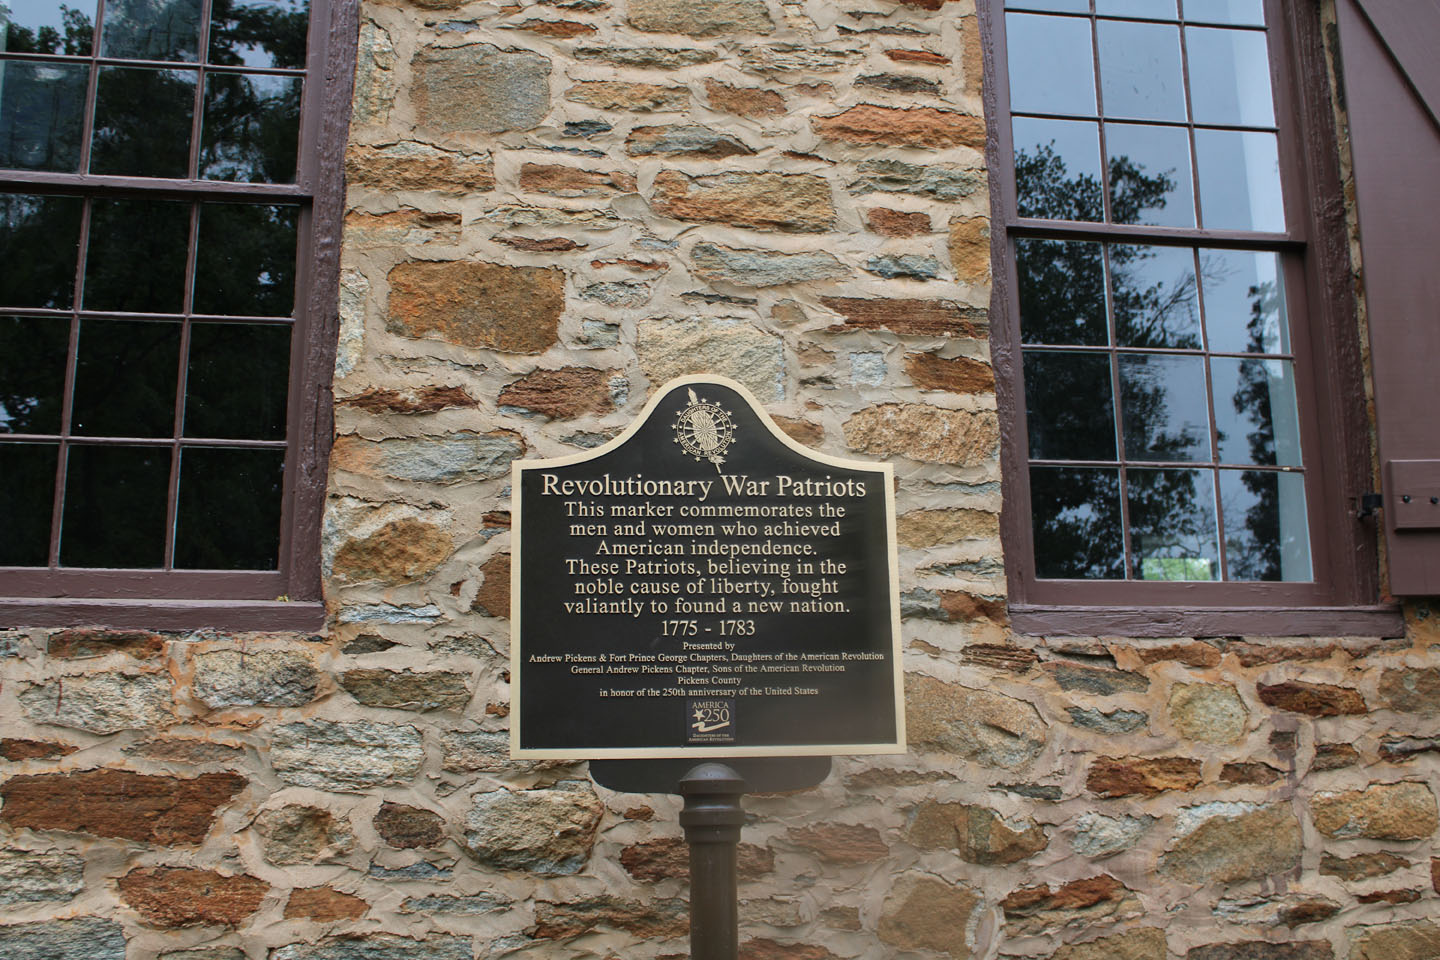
(511, 375), (904, 758)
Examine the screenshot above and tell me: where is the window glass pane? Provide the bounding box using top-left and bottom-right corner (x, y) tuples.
(1182, 0), (1264, 27)
(1024, 351), (1116, 460)
(1013, 117), (1103, 221)
(208, 0), (309, 70)
(184, 321), (290, 439)
(1186, 27), (1274, 127)
(1106, 122), (1194, 227)
(1098, 20), (1186, 122)
(60, 443), (170, 567)
(1111, 244), (1200, 348)
(1211, 357), (1301, 466)
(0, 60), (88, 172)
(0, 315), (69, 434)
(1031, 466), (1125, 579)
(89, 66), (196, 178)
(1098, 0), (1177, 15)
(1, 0), (95, 55)
(1128, 467), (1219, 580)
(1195, 128), (1283, 231)
(1007, 0), (1089, 11)
(200, 72), (301, 183)
(0, 441), (57, 564)
(175, 446), (282, 569)
(0, 193), (82, 309)
(99, 0), (202, 61)
(193, 202), (298, 316)
(83, 197), (190, 313)
(1006, 13), (1097, 116)
(1017, 238), (1109, 345)
(71, 318), (181, 437)
(1221, 469), (1310, 581)
(1118, 353), (1211, 461)
(1200, 248), (1286, 353)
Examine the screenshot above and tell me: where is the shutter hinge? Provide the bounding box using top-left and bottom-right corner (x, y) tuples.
(1358, 492), (1383, 520)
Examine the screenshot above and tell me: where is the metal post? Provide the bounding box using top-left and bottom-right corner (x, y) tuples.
(679, 763), (746, 960)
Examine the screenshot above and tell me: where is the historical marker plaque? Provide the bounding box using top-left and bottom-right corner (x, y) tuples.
(511, 375), (904, 759)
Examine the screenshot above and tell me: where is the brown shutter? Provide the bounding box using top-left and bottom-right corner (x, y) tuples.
(1336, 0), (1440, 594)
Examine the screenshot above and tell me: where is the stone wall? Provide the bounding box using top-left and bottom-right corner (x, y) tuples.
(2, 1), (1438, 959)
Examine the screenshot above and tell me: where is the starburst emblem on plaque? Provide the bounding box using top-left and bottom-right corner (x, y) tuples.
(673, 388), (736, 473)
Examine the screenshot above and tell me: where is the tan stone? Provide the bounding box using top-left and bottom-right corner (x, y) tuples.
(499, 367), (615, 419)
(813, 105), (985, 149)
(1087, 757), (1203, 797)
(345, 209), (460, 247)
(0, 770), (245, 845)
(47, 629), (163, 660)
(897, 508), (999, 547)
(332, 518), (451, 584)
(628, 0), (773, 37)
(905, 802), (1048, 865)
(843, 404), (999, 467)
(533, 895), (688, 939)
(650, 170), (835, 233)
(960, 15), (983, 99)
(1320, 851), (1411, 881)
(1347, 920), (1440, 960)
(705, 80), (785, 117)
(519, 163), (636, 198)
(948, 217), (991, 284)
(636, 317), (783, 401)
(338, 385), (477, 415)
(1311, 781), (1439, 840)
(1051, 928), (1167, 960)
(509, 18), (596, 37)
(387, 260), (564, 354)
(1378, 666), (1440, 714)
(866, 208), (931, 237)
(412, 44), (550, 134)
(1160, 804), (1302, 884)
(905, 674), (1047, 768)
(878, 874), (982, 958)
(821, 297), (987, 337)
(787, 823), (889, 864)
(118, 868), (268, 928)
(565, 80), (690, 112)
(495, 236), (582, 253)
(283, 887), (368, 921)
(1131, 642), (1222, 667)
(905, 354), (995, 394)
(1258, 680), (1366, 717)
(1001, 875), (1141, 936)
(1168, 683), (1248, 744)
(740, 940), (839, 960)
(620, 837), (774, 881)
(772, 416), (823, 447)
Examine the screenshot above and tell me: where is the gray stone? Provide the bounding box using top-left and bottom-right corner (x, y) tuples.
(866, 255), (941, 280)
(739, 44), (864, 74)
(272, 934), (472, 960)
(254, 806), (355, 865)
(271, 721), (424, 793)
(0, 632), (25, 657)
(1346, 920), (1440, 960)
(368, 861), (453, 881)
(413, 44), (549, 134)
(577, 320), (621, 348)
(847, 159), (984, 201)
(0, 848), (85, 905)
(1169, 683), (1248, 744)
(1160, 803), (1302, 884)
(857, 73), (941, 95)
(159, 949), (248, 960)
(1068, 706), (1149, 734)
(1072, 813), (1154, 859)
(575, 46), (720, 69)
(629, 0), (773, 37)
(400, 893), (512, 915)
(19, 673), (171, 734)
(352, 20), (396, 126)
(1050, 663), (1150, 695)
(636, 317), (783, 402)
(691, 243), (849, 288)
(626, 124), (753, 158)
(336, 603), (444, 625)
(480, 206), (623, 229)
(339, 669), (470, 712)
(0, 919), (126, 960)
(331, 432), (523, 483)
(1188, 943), (1334, 960)
(581, 281), (652, 307)
(464, 782), (603, 875)
(192, 650), (320, 708)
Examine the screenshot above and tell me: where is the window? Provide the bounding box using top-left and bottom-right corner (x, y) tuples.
(0, 0), (354, 628)
(985, 0), (1399, 635)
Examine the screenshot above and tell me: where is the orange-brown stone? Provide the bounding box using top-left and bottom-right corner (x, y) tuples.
(620, 837), (774, 881)
(284, 887), (369, 921)
(813, 105), (984, 149)
(948, 216), (991, 284)
(498, 367), (615, 419)
(511, 18), (596, 36)
(0, 738), (78, 761)
(740, 940), (840, 960)
(474, 553), (511, 618)
(821, 297), (987, 337)
(518, 163), (637, 197)
(338, 385), (478, 414)
(906, 353), (994, 394)
(332, 518), (452, 584)
(650, 170), (835, 233)
(345, 142), (495, 195)
(387, 260), (564, 354)
(1258, 680), (1367, 717)
(704, 80), (785, 117)
(47, 628), (164, 659)
(886, 49), (950, 64)
(118, 867), (269, 927)
(786, 823), (889, 864)
(866, 207), (931, 237)
(1087, 756), (1203, 797)
(0, 769), (246, 844)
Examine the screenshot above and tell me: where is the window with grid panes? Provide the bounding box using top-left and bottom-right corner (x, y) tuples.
(0, 0), (348, 625)
(987, 0), (1395, 634)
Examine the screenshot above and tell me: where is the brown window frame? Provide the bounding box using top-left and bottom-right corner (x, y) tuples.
(980, 0), (1402, 637)
(0, 0), (359, 630)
